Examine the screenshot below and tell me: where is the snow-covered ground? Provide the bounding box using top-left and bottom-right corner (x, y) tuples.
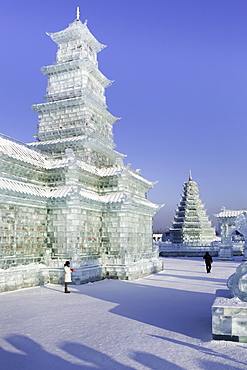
(1, 257), (246, 370)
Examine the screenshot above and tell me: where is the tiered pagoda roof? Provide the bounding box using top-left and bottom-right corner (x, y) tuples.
(215, 207), (247, 219)
(170, 173), (216, 245)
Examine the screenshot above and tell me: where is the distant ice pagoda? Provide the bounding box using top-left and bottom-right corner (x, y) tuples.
(0, 11), (162, 292)
(169, 173), (216, 247)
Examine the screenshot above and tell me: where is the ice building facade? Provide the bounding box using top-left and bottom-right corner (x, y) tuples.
(169, 174), (216, 245)
(0, 13), (162, 292)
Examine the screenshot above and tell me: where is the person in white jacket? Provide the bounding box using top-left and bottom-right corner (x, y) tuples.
(64, 261), (74, 293)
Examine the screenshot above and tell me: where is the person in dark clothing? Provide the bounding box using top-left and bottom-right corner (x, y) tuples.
(203, 252), (213, 273)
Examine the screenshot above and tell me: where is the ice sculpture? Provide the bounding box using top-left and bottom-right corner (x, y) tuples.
(235, 211), (247, 261)
(0, 9), (162, 292)
(227, 262), (247, 302)
(212, 258), (247, 342)
(215, 207), (247, 260)
(227, 212), (247, 301)
(212, 212), (247, 342)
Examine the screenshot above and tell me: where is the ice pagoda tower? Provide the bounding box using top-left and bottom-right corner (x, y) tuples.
(169, 173), (216, 246)
(0, 10), (162, 292)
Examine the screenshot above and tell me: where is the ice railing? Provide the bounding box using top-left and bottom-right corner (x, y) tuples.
(0, 255), (44, 270)
(0, 252), (102, 270)
(159, 242), (219, 251)
(159, 241), (244, 255)
(103, 251), (159, 266)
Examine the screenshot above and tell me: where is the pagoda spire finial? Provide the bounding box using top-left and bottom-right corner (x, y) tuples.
(76, 7), (80, 21)
(189, 170), (192, 181)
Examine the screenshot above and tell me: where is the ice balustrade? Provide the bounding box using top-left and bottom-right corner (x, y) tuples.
(0, 256), (44, 269)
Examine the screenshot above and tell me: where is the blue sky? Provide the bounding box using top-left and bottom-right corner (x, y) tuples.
(0, 0), (247, 231)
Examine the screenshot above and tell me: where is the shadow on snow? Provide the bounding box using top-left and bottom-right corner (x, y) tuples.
(71, 280), (214, 341)
(1, 334), (245, 370)
(0, 334), (184, 370)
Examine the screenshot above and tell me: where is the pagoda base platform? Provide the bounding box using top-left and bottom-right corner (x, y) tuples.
(0, 256), (162, 292)
(218, 245), (234, 260)
(103, 257), (163, 280)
